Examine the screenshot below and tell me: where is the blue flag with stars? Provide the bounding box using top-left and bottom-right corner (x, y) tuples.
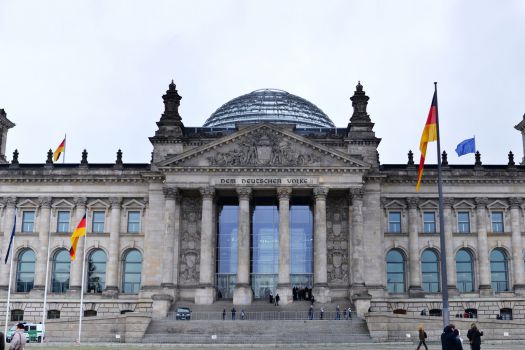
(455, 137), (476, 157)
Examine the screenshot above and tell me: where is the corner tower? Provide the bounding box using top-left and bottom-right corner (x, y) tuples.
(345, 82), (381, 165)
(0, 109), (15, 164)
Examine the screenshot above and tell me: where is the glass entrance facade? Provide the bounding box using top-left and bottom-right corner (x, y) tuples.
(290, 201), (313, 287)
(216, 200), (238, 298)
(251, 200), (279, 299)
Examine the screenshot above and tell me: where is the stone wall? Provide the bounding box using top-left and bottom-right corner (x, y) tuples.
(326, 195), (349, 287)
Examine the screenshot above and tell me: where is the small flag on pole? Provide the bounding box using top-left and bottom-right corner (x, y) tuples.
(69, 214), (87, 260)
(455, 137), (476, 157)
(416, 90), (438, 192)
(53, 137), (66, 161)
(4, 215), (16, 264)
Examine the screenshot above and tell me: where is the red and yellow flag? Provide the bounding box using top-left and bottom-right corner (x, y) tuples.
(69, 214), (86, 260)
(53, 138), (66, 161)
(416, 91), (438, 192)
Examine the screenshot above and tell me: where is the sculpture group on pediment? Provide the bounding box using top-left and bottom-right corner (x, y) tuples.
(207, 129), (321, 167)
(179, 197), (201, 285)
(326, 196), (349, 285)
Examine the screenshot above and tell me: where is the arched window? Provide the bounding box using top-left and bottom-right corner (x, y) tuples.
(386, 249), (405, 293)
(122, 249), (142, 294)
(421, 249), (440, 293)
(52, 249), (71, 293)
(16, 249), (35, 292)
(490, 249), (509, 292)
(456, 249), (474, 293)
(87, 249), (107, 293)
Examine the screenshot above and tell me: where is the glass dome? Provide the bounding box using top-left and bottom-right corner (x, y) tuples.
(203, 89), (335, 128)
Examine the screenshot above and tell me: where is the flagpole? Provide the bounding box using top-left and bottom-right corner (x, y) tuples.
(41, 228), (52, 341)
(4, 210), (16, 342)
(77, 210), (88, 344)
(63, 134), (66, 164)
(434, 82), (450, 328)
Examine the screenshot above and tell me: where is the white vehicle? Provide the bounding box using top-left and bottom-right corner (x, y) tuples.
(6, 322), (45, 343)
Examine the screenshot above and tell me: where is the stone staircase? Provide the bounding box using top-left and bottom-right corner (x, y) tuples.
(143, 300), (373, 344)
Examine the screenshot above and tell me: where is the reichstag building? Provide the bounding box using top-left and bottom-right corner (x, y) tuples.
(1, 81), (525, 322)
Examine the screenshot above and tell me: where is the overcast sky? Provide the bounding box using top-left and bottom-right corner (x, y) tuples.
(1, 0), (524, 165)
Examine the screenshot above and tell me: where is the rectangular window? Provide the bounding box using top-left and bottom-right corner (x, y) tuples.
(423, 212), (436, 233)
(457, 212), (470, 233)
(57, 211), (70, 233)
(491, 211), (504, 232)
(388, 212), (401, 233)
(92, 211), (105, 233)
(22, 211), (35, 232)
(127, 211), (141, 233)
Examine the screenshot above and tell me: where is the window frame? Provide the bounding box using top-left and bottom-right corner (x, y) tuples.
(56, 210), (70, 233)
(16, 249), (35, 293)
(423, 211), (436, 233)
(387, 211), (402, 233)
(122, 249), (142, 294)
(126, 210), (141, 233)
(386, 249), (406, 293)
(421, 249), (440, 293)
(490, 248), (509, 292)
(491, 211), (504, 233)
(456, 249), (474, 293)
(52, 249), (71, 293)
(21, 210), (36, 232)
(91, 210), (106, 233)
(457, 211), (471, 233)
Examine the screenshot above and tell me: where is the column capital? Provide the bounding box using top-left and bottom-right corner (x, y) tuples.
(162, 186), (179, 200)
(109, 197), (122, 207)
(38, 197), (52, 209)
(509, 197), (522, 209)
(236, 187), (252, 200)
(200, 186), (215, 200)
(6, 196), (16, 208)
(277, 187), (292, 200)
(313, 187), (329, 200)
(475, 197), (488, 208)
(443, 197), (455, 208)
(406, 197), (419, 209)
(349, 187), (364, 201)
(74, 197), (87, 208)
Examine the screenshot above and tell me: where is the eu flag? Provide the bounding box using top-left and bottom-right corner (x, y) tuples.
(4, 215), (16, 264)
(455, 137), (476, 157)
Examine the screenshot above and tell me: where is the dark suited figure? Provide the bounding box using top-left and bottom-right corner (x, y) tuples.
(467, 323), (483, 350)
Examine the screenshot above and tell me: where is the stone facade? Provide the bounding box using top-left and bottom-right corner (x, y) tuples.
(1, 81), (525, 328)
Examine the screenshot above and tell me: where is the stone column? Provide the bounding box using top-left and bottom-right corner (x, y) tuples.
(276, 187), (292, 304)
(161, 187), (177, 288)
(33, 197), (52, 291)
(195, 186), (216, 304)
(233, 187), (252, 305)
(0, 197), (16, 290)
(350, 188), (366, 294)
(105, 197), (122, 295)
(69, 197), (87, 292)
(475, 197), (492, 295)
(313, 187), (330, 303)
(509, 198), (525, 294)
(407, 197), (423, 296)
(444, 198), (458, 295)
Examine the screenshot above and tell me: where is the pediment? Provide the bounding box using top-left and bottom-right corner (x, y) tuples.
(383, 199), (406, 209)
(52, 199), (75, 209)
(420, 200), (438, 209)
(87, 199), (109, 209)
(158, 124), (370, 170)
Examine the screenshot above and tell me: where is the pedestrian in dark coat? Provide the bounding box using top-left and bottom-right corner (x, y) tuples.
(222, 308), (226, 320)
(231, 307), (236, 320)
(452, 329), (463, 350)
(275, 293), (280, 306)
(308, 305), (314, 320)
(466, 323), (483, 350)
(441, 324), (455, 350)
(0, 330), (4, 350)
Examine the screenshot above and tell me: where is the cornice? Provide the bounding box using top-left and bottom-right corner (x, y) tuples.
(159, 166), (367, 174)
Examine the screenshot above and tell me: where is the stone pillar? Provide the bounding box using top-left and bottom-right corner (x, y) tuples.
(313, 187), (330, 303)
(407, 197), (423, 296)
(509, 198), (525, 294)
(33, 197), (52, 291)
(69, 197), (87, 292)
(475, 197), (492, 295)
(444, 198), (458, 295)
(0, 197), (16, 290)
(161, 187), (177, 288)
(350, 188), (366, 295)
(233, 187), (252, 305)
(195, 186), (216, 304)
(276, 187), (292, 304)
(105, 197), (122, 294)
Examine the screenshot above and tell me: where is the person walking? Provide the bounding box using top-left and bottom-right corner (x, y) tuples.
(348, 307), (352, 319)
(452, 329), (464, 350)
(9, 323), (27, 350)
(240, 309), (246, 320)
(466, 323), (483, 350)
(0, 329), (5, 350)
(275, 293), (280, 306)
(320, 307), (324, 320)
(231, 307), (236, 320)
(416, 325), (428, 350)
(336, 305), (341, 320)
(222, 308), (226, 320)
(343, 308), (348, 320)
(441, 324), (456, 350)
(308, 305), (314, 320)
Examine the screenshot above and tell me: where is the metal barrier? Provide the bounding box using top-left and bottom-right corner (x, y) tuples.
(166, 310), (356, 321)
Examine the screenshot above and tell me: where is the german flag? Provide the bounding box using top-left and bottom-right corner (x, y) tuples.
(416, 90), (438, 192)
(69, 214), (86, 260)
(53, 137), (66, 161)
